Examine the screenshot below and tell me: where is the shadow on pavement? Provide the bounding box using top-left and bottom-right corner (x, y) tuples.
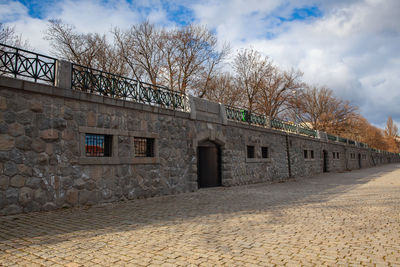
(0, 164), (399, 249)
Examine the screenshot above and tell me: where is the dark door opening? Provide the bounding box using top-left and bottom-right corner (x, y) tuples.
(197, 141), (221, 188)
(358, 153), (361, 169)
(323, 150), (328, 172)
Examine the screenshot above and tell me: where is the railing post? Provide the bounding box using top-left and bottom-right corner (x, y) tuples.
(55, 60), (72, 89)
(266, 116), (271, 128)
(189, 96), (196, 120)
(219, 103), (228, 125)
(317, 130), (328, 141)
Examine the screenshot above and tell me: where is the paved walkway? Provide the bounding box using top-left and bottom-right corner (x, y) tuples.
(1, 164), (400, 266)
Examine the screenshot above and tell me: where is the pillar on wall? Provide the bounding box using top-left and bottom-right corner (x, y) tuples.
(219, 103), (228, 125)
(189, 96), (197, 120)
(55, 60), (72, 90)
(317, 130), (328, 141)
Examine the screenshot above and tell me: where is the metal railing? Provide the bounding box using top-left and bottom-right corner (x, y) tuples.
(225, 105), (317, 138)
(225, 106), (266, 126)
(0, 43), (56, 85)
(327, 134), (337, 141)
(71, 64), (188, 111)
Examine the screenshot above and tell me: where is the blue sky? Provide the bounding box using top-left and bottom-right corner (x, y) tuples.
(1, 0), (400, 128)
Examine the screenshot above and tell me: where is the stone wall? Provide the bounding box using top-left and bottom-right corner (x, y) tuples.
(1, 76), (399, 215)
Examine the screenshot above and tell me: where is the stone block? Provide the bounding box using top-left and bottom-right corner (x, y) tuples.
(62, 129), (75, 141)
(3, 111), (15, 123)
(73, 178), (86, 190)
(19, 187), (33, 206)
(16, 110), (33, 125)
(51, 118), (67, 130)
(1, 204), (22, 215)
(30, 101), (43, 113)
(61, 176), (73, 189)
(8, 123), (24, 137)
(66, 189), (78, 205)
(40, 129), (59, 141)
(43, 202), (57, 211)
(10, 175), (25, 188)
(31, 138), (46, 153)
(26, 177), (41, 189)
(87, 111), (96, 127)
(61, 106), (74, 120)
(15, 136), (32, 150)
(0, 134), (14, 151)
(37, 153), (49, 165)
(0, 122), (8, 134)
(0, 175), (9, 190)
(45, 144), (53, 155)
(0, 96), (7, 111)
(23, 201), (41, 213)
(4, 161), (17, 176)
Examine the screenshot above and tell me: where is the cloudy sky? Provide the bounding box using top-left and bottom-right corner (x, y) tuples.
(1, 0), (399, 128)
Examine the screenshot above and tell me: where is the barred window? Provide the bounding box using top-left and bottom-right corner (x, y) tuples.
(247, 146), (255, 158)
(85, 134), (112, 157)
(134, 137), (155, 157)
(261, 147), (269, 158)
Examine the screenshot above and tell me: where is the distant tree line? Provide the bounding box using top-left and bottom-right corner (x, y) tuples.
(1, 21), (399, 152)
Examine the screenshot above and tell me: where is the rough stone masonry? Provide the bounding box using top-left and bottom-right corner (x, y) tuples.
(0, 76), (399, 216)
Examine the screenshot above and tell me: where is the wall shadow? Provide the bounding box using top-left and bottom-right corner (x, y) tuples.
(0, 164), (399, 250)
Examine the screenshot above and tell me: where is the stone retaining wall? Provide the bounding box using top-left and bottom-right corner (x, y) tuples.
(1, 76), (399, 215)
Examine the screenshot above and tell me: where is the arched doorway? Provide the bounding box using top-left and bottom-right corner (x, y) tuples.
(197, 140), (221, 188)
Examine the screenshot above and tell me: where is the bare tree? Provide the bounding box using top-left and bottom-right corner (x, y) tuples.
(384, 116), (399, 153)
(0, 23), (28, 48)
(233, 48), (272, 112)
(203, 72), (243, 107)
(291, 85), (358, 132)
(385, 116), (398, 137)
(45, 20), (125, 75)
(256, 68), (304, 119)
(162, 24), (229, 95)
(113, 21), (163, 84)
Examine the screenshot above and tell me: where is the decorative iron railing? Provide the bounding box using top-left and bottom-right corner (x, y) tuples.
(0, 43), (56, 85)
(298, 127), (317, 137)
(225, 106), (266, 126)
(71, 64), (188, 111)
(271, 118), (297, 134)
(327, 134), (337, 142)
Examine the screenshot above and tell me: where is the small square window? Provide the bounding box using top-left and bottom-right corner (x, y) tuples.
(304, 150), (308, 159)
(247, 146), (255, 158)
(261, 147), (269, 158)
(85, 134), (112, 157)
(134, 137), (155, 157)
(310, 150), (314, 159)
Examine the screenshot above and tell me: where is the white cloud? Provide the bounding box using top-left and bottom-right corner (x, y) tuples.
(191, 0), (400, 126)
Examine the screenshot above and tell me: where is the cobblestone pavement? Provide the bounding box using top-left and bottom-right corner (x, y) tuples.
(1, 164), (400, 267)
